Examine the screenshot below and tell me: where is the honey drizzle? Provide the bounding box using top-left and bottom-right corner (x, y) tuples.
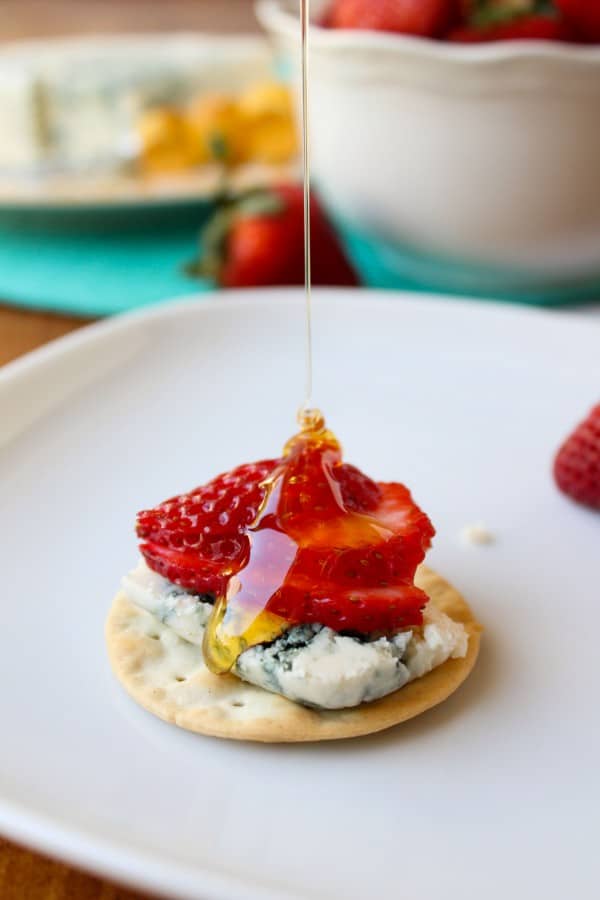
(202, 472), (293, 675)
(202, 2), (323, 675)
(203, 410), (328, 675)
(300, 0), (313, 415)
(202, 411), (394, 675)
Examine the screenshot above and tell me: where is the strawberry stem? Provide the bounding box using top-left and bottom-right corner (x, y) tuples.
(468, 0), (555, 28)
(184, 188), (286, 281)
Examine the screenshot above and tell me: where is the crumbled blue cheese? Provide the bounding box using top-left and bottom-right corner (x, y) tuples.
(121, 560), (212, 646)
(122, 560), (468, 710)
(236, 603), (467, 709)
(460, 523), (494, 546)
(0, 68), (48, 170)
(236, 625), (414, 709)
(0, 38), (275, 172)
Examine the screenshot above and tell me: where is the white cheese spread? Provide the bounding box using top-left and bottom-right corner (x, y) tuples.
(460, 523), (494, 546)
(122, 560), (468, 710)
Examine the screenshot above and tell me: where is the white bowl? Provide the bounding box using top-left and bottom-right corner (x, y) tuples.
(257, 0), (600, 299)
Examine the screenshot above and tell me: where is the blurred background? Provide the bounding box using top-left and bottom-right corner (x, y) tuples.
(0, 0), (299, 319)
(1, 1), (259, 39)
(1, 0), (600, 330)
(1, 2), (599, 896)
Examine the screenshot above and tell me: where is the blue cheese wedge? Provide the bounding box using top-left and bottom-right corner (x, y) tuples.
(122, 560), (468, 711)
(122, 560), (212, 645)
(0, 37), (275, 173)
(0, 67), (48, 170)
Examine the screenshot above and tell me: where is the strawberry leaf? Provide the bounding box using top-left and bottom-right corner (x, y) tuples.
(184, 189), (286, 281)
(468, 0), (555, 28)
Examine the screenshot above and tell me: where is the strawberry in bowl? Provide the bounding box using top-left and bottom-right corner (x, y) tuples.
(258, 0), (600, 304)
(322, 0), (590, 43)
(324, 0), (458, 37)
(555, 0), (600, 42)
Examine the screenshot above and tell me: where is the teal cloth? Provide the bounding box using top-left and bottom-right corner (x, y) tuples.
(0, 204), (598, 316)
(0, 205), (214, 317)
(335, 216), (600, 308)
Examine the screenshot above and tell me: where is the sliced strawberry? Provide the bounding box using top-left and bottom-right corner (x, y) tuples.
(137, 460), (278, 593)
(334, 462), (382, 511)
(137, 456), (383, 593)
(264, 482), (434, 634)
(266, 580), (428, 634)
(137, 443), (435, 636)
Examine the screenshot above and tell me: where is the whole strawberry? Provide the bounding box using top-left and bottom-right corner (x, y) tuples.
(553, 404), (600, 510)
(137, 456), (434, 634)
(556, 0), (600, 42)
(188, 184), (359, 288)
(326, 0), (456, 37)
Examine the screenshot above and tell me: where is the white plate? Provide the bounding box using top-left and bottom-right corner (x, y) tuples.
(0, 163), (297, 211)
(0, 34), (295, 210)
(0, 290), (598, 900)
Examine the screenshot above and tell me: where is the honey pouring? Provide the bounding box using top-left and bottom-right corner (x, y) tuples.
(203, 0), (337, 674)
(202, 410), (402, 673)
(194, 2), (430, 675)
(116, 4), (477, 737)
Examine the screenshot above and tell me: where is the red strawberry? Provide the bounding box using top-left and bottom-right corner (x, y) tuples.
(188, 184), (359, 288)
(553, 404), (600, 510)
(449, 14), (574, 41)
(556, 0), (600, 41)
(267, 482), (435, 633)
(137, 449), (435, 635)
(137, 460), (278, 595)
(136, 458), (383, 596)
(326, 0), (456, 37)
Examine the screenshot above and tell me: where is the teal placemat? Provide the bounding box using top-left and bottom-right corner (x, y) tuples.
(1, 205), (598, 316)
(0, 229), (210, 316)
(335, 216), (600, 308)
(0, 205), (214, 316)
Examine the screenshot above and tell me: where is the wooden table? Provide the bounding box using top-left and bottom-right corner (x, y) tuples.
(0, 5), (259, 896)
(0, 0), (261, 363)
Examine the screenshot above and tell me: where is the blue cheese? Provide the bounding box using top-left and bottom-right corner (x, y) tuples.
(0, 67), (48, 170)
(236, 626), (414, 709)
(122, 560), (468, 710)
(0, 37), (275, 173)
(237, 603), (467, 709)
(121, 560), (212, 646)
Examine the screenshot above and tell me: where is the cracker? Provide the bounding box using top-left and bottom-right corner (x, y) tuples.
(106, 567), (481, 742)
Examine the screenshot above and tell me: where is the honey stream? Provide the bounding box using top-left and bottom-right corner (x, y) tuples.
(203, 1), (324, 674)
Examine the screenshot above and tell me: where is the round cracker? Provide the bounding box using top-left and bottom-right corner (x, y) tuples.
(106, 567), (481, 743)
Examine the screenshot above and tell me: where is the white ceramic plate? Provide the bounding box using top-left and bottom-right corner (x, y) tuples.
(0, 34), (295, 210)
(0, 163), (297, 211)
(0, 290), (598, 900)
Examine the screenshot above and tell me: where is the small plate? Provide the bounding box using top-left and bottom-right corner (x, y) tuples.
(0, 34), (295, 210)
(0, 291), (598, 900)
(0, 162), (296, 211)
